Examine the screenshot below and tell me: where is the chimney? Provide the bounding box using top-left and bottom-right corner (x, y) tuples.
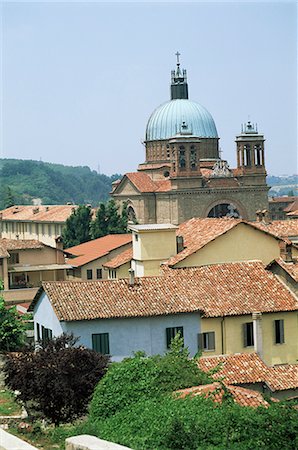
(252, 312), (263, 359)
(33, 207), (39, 214)
(128, 268), (135, 286)
(256, 210), (262, 222)
(262, 209), (270, 224)
(279, 241), (293, 263)
(176, 235), (184, 254)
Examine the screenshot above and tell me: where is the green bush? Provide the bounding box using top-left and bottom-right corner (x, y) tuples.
(89, 335), (211, 421)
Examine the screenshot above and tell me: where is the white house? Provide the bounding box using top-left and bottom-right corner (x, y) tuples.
(29, 273), (202, 360)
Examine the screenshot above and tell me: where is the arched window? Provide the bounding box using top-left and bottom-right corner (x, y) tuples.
(208, 203), (240, 218)
(179, 146), (186, 170)
(190, 146), (197, 170)
(127, 206), (136, 223)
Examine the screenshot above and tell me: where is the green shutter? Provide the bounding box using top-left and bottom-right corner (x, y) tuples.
(92, 333), (110, 354)
(280, 320), (284, 344)
(198, 333), (204, 350)
(209, 332), (215, 350)
(243, 323), (248, 347)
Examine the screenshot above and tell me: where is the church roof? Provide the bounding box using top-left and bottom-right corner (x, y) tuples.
(145, 99), (218, 141)
(125, 172), (172, 193)
(251, 219), (298, 239)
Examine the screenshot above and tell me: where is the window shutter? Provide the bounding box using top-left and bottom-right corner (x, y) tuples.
(209, 332), (215, 350)
(198, 333), (204, 350)
(243, 323), (248, 347)
(280, 320), (284, 344)
(166, 328), (172, 348)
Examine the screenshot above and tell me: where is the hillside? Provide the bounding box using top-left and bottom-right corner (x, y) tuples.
(0, 159), (296, 210)
(0, 159), (121, 209)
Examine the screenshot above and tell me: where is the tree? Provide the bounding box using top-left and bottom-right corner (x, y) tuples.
(90, 334), (211, 421)
(4, 186), (15, 208)
(91, 199), (128, 239)
(4, 334), (109, 425)
(0, 282), (26, 351)
(62, 205), (92, 248)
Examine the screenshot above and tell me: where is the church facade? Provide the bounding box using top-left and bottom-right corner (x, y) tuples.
(112, 57), (269, 224)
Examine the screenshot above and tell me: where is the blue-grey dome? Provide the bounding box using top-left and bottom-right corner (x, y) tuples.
(145, 99), (218, 141)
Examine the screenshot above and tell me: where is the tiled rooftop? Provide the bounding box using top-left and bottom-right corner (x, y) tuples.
(66, 234), (132, 267)
(0, 238), (45, 251)
(32, 261), (298, 321)
(0, 205), (77, 223)
(284, 199), (298, 213)
(271, 258), (298, 282)
(125, 172), (171, 193)
(167, 218), (241, 266)
(198, 353), (298, 392)
(251, 219), (298, 239)
(176, 382), (270, 407)
(103, 248), (133, 269)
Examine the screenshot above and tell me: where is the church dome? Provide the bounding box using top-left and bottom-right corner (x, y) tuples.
(145, 99), (218, 141)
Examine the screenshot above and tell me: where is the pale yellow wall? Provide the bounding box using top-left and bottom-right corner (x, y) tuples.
(1, 221), (64, 248)
(201, 312), (298, 365)
(115, 262), (131, 279)
(175, 223), (281, 268)
(133, 230), (176, 261)
(8, 247), (63, 266)
(69, 243), (131, 281)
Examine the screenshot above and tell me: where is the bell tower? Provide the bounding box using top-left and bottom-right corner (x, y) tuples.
(235, 121), (266, 174)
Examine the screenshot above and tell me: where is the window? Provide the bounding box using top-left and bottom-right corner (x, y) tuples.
(41, 326), (52, 343)
(92, 333), (110, 354)
(10, 253), (19, 264)
(166, 326), (183, 348)
(275, 320), (284, 344)
(96, 268), (103, 279)
(198, 332), (215, 351)
(36, 322), (41, 341)
(243, 322), (254, 347)
(109, 269), (117, 279)
(87, 269), (93, 280)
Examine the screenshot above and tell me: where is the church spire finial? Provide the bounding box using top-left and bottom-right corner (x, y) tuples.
(170, 52), (189, 100)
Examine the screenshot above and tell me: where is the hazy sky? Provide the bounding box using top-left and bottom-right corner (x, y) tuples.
(1, 1), (297, 176)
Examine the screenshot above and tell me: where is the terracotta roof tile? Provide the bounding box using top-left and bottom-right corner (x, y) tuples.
(33, 261), (298, 321)
(0, 205), (77, 223)
(125, 172), (171, 193)
(66, 234), (132, 267)
(138, 163), (171, 171)
(168, 218), (241, 266)
(0, 244), (9, 258)
(103, 248), (133, 269)
(0, 238), (45, 251)
(284, 199), (298, 213)
(269, 196), (296, 204)
(176, 382), (270, 407)
(271, 258), (298, 282)
(198, 353), (298, 392)
(251, 220), (298, 239)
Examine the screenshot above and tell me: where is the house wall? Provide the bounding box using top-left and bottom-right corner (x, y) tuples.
(132, 229), (177, 262)
(175, 223), (281, 268)
(68, 243), (131, 281)
(201, 311), (298, 365)
(113, 262), (130, 279)
(33, 292), (64, 338)
(8, 247), (63, 266)
(1, 221), (64, 248)
(33, 294), (201, 360)
(63, 312), (201, 361)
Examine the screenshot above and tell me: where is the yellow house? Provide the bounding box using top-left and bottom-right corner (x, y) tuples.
(0, 238), (70, 306)
(166, 261), (298, 366)
(0, 205), (77, 248)
(167, 218), (298, 268)
(65, 234), (132, 280)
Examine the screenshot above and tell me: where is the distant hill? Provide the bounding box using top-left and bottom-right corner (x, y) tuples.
(0, 159), (121, 209)
(267, 175), (297, 197)
(0, 159), (296, 210)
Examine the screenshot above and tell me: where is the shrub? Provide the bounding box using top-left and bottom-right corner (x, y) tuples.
(0, 283), (26, 351)
(4, 334), (109, 425)
(89, 334), (212, 421)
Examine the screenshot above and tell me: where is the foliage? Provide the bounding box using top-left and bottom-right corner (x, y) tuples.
(0, 389), (22, 416)
(91, 200), (128, 239)
(62, 205), (93, 248)
(89, 334), (211, 421)
(4, 334), (109, 425)
(92, 396), (298, 450)
(0, 282), (26, 352)
(0, 158), (121, 209)
(3, 186), (15, 208)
